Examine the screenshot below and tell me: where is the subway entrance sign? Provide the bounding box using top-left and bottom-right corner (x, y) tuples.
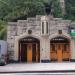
(70, 29), (75, 36)
(69, 24), (75, 37)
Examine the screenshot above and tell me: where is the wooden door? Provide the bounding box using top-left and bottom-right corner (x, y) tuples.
(32, 43), (39, 62)
(63, 44), (70, 61)
(27, 43), (32, 62)
(57, 44), (63, 62)
(32, 43), (36, 62)
(36, 43), (40, 62)
(36, 44), (39, 62)
(50, 44), (57, 61)
(21, 43), (27, 62)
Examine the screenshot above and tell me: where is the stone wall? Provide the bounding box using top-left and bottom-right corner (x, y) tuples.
(7, 22), (17, 60)
(7, 15), (73, 61)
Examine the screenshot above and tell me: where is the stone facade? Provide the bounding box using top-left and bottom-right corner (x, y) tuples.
(7, 15), (75, 62)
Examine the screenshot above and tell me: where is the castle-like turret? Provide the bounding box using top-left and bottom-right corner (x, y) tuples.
(59, 0), (65, 15)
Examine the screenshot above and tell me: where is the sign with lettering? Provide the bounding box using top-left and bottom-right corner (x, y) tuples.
(20, 37), (39, 43)
(70, 29), (75, 36)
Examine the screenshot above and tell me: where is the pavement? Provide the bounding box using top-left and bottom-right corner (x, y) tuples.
(0, 62), (75, 73)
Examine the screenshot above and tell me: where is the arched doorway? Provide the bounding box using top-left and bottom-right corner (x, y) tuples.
(50, 36), (70, 62)
(19, 37), (40, 63)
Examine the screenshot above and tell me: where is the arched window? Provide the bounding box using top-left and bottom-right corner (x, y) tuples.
(41, 21), (49, 35)
(46, 22), (48, 34)
(42, 22), (44, 34)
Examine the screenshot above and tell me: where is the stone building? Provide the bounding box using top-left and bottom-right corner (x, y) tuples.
(7, 15), (75, 63)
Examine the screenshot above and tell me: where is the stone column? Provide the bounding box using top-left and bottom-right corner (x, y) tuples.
(71, 39), (75, 61)
(40, 37), (50, 62)
(14, 37), (19, 62)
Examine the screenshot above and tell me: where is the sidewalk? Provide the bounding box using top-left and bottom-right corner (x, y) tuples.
(0, 63), (75, 73)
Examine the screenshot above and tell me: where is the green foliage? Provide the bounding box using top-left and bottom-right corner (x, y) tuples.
(65, 0), (75, 20)
(0, 0), (46, 21)
(0, 20), (7, 40)
(0, 0), (61, 21)
(0, 0), (75, 40)
(0, 0), (75, 21)
(52, 0), (62, 17)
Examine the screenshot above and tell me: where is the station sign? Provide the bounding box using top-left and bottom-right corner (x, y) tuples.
(20, 37), (39, 43)
(70, 29), (75, 37)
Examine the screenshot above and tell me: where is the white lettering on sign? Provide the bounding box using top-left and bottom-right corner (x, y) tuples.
(52, 38), (65, 41)
(22, 39), (33, 41)
(71, 29), (75, 33)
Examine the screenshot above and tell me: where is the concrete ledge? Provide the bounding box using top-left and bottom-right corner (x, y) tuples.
(1, 70), (75, 74)
(41, 60), (50, 63)
(70, 59), (75, 62)
(8, 60), (19, 63)
(0, 63), (75, 73)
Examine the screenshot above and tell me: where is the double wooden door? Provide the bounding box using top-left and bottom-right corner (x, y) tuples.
(20, 43), (40, 62)
(50, 43), (70, 62)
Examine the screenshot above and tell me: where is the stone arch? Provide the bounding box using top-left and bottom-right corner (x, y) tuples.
(49, 33), (71, 41)
(17, 33), (41, 41)
(14, 33), (41, 62)
(49, 33), (71, 62)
